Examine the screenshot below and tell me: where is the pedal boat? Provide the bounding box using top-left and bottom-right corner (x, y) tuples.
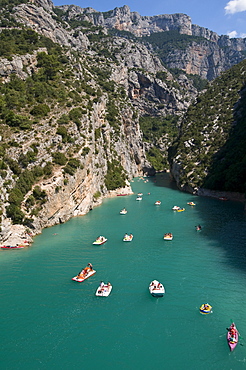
(164, 233), (173, 241)
(93, 236), (107, 245)
(123, 234), (133, 242)
(95, 282), (112, 297)
(72, 267), (96, 282)
(149, 280), (165, 297)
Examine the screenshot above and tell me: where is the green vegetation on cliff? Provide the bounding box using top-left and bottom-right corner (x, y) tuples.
(140, 115), (178, 171)
(172, 59), (246, 193)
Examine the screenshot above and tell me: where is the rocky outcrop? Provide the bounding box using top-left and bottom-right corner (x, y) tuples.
(0, 48), (46, 82)
(57, 3), (246, 81)
(14, 2), (89, 51)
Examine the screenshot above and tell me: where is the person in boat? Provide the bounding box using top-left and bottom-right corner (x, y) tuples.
(88, 263), (93, 270)
(196, 225), (202, 230)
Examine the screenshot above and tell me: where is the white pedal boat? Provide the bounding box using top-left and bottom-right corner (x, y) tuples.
(149, 280), (165, 297)
(93, 236), (107, 245)
(95, 282), (112, 297)
(164, 233), (173, 240)
(123, 234), (133, 242)
(120, 209), (128, 214)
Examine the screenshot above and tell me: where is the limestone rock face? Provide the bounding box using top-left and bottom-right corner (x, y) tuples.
(58, 4), (246, 80)
(0, 49), (46, 82)
(14, 2), (89, 51)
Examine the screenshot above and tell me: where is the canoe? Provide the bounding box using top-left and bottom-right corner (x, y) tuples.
(93, 236), (107, 245)
(72, 267), (96, 282)
(95, 282), (112, 297)
(149, 280), (165, 297)
(227, 323), (239, 351)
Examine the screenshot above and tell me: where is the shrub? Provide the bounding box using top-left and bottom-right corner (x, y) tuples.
(93, 191), (101, 199)
(30, 104), (50, 117)
(56, 126), (68, 142)
(52, 152), (67, 165)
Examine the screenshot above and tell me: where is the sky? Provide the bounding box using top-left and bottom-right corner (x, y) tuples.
(52, 0), (246, 38)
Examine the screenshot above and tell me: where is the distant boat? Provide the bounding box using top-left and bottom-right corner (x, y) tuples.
(155, 201), (161, 205)
(149, 280), (165, 297)
(1, 245), (24, 249)
(92, 236), (107, 245)
(120, 208), (128, 215)
(123, 233), (133, 242)
(187, 202), (196, 206)
(136, 196), (142, 201)
(227, 323), (239, 351)
(172, 206), (180, 210)
(177, 208), (185, 212)
(95, 282), (112, 297)
(164, 233), (173, 241)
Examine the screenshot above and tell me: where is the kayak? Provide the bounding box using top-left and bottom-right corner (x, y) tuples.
(227, 323), (239, 351)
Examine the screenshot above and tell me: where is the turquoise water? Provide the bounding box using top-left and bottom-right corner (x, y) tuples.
(1, 174), (246, 370)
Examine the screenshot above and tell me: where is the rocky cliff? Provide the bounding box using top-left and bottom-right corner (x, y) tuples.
(0, 0), (193, 244)
(57, 4), (246, 80)
(0, 0), (245, 245)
